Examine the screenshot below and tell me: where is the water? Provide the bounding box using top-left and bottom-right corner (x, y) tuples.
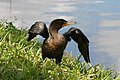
(0, 0), (120, 72)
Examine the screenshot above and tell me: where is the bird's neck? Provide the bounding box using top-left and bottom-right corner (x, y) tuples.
(49, 27), (59, 38)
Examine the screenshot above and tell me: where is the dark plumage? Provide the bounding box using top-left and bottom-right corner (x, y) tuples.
(28, 19), (90, 64)
(28, 22), (49, 41)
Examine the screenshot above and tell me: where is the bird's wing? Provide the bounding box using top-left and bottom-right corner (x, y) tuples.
(28, 22), (49, 41)
(64, 27), (90, 63)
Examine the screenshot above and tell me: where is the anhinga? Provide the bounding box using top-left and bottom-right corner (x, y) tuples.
(28, 19), (90, 64)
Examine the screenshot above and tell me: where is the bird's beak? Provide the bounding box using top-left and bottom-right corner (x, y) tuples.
(62, 21), (77, 27)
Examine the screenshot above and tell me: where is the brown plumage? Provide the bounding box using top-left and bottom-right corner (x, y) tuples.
(28, 19), (90, 64)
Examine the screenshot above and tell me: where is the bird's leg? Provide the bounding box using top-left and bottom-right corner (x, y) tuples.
(56, 58), (61, 64)
(42, 54), (46, 61)
(56, 57), (62, 64)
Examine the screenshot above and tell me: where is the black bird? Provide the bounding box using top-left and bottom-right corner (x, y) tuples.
(28, 19), (90, 64)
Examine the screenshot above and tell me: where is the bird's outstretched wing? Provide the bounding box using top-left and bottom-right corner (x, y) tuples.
(64, 27), (90, 63)
(28, 22), (49, 41)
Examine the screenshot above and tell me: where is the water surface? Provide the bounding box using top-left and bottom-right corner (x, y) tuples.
(0, 0), (120, 72)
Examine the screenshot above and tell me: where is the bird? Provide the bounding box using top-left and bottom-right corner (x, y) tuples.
(28, 19), (90, 64)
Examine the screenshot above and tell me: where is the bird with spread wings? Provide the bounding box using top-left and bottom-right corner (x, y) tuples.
(28, 19), (90, 64)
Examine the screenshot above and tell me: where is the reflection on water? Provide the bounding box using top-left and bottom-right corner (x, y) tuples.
(0, 0), (120, 72)
(99, 20), (120, 27)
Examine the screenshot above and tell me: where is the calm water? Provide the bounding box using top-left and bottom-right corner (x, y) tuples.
(0, 0), (120, 72)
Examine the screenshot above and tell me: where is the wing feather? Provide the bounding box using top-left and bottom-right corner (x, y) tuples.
(64, 27), (90, 63)
(28, 22), (49, 41)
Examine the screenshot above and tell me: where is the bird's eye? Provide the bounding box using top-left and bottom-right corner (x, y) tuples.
(75, 30), (79, 34)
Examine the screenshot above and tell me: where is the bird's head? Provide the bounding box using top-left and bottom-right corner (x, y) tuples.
(50, 19), (76, 31)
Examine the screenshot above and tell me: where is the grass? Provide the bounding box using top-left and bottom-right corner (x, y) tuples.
(0, 20), (120, 80)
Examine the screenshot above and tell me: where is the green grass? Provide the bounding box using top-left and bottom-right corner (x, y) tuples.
(0, 21), (120, 80)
